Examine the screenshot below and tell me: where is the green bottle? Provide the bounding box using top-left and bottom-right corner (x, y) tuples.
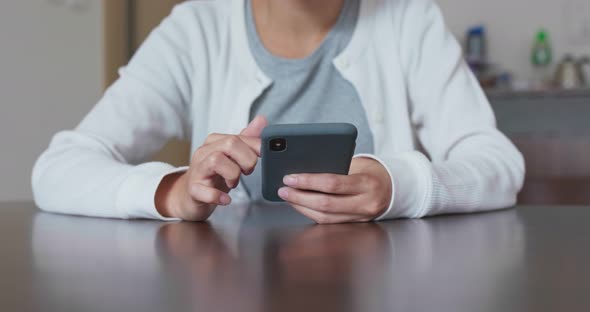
(532, 30), (552, 67)
(531, 30), (553, 87)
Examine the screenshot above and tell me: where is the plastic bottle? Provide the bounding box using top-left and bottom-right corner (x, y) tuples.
(466, 26), (487, 77)
(531, 29), (553, 87)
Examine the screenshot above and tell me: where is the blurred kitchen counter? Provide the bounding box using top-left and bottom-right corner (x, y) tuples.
(487, 88), (590, 100)
(488, 88), (590, 205)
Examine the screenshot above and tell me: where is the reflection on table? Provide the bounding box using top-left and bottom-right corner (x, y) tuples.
(30, 203), (527, 312)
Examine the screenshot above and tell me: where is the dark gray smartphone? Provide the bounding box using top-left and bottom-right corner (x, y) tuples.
(260, 123), (358, 202)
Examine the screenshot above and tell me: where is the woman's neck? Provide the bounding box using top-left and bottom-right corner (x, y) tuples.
(251, 0), (345, 59)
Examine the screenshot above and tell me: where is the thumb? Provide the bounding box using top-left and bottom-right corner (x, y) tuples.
(241, 115), (268, 137)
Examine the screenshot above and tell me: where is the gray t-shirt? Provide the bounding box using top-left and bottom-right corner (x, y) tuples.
(242, 0), (374, 200)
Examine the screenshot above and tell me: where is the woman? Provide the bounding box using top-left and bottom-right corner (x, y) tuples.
(32, 0), (524, 223)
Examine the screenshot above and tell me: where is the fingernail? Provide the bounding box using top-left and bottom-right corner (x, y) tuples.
(278, 187), (289, 199)
(283, 175), (297, 186)
(220, 194), (232, 206)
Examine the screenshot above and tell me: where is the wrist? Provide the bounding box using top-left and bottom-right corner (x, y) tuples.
(351, 156), (393, 217)
(370, 161), (393, 215)
(155, 171), (186, 218)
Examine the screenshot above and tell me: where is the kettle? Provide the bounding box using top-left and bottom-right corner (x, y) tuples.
(554, 55), (584, 89)
(579, 56), (590, 87)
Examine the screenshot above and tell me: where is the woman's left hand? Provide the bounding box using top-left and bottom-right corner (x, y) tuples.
(278, 157), (392, 224)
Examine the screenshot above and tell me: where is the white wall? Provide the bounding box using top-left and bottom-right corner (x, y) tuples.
(437, 0), (590, 81)
(0, 0), (102, 201)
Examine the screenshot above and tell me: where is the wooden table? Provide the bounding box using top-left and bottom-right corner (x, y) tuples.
(1, 202), (589, 312)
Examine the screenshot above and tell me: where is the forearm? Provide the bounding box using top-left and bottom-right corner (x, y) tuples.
(375, 134), (525, 220)
(32, 131), (181, 220)
(427, 150), (524, 216)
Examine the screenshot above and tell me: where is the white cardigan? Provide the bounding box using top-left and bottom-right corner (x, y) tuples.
(32, 0), (525, 221)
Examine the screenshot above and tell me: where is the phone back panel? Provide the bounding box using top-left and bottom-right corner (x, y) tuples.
(260, 123), (357, 202)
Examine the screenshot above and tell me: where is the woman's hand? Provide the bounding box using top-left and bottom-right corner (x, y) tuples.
(278, 157), (392, 224)
(156, 116), (268, 221)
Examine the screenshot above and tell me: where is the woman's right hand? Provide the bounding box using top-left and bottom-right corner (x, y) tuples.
(156, 116), (268, 221)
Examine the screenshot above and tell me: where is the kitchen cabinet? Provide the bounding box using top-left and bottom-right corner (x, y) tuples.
(490, 89), (590, 205)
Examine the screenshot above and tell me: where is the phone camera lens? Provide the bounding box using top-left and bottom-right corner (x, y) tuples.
(269, 138), (287, 152)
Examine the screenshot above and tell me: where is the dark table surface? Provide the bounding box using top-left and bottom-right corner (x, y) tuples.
(1, 202), (589, 312)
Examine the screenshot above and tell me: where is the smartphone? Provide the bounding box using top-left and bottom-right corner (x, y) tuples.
(260, 123), (357, 202)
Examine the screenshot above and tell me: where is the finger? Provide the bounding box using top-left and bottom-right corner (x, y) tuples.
(241, 115), (268, 137)
(278, 187), (368, 215)
(290, 204), (372, 224)
(188, 183), (232, 206)
(283, 173), (365, 195)
(196, 152), (242, 188)
(203, 134), (262, 157)
(195, 137), (259, 174)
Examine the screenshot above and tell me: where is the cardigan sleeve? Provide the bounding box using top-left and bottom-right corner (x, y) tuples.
(376, 0), (525, 219)
(31, 5), (196, 220)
